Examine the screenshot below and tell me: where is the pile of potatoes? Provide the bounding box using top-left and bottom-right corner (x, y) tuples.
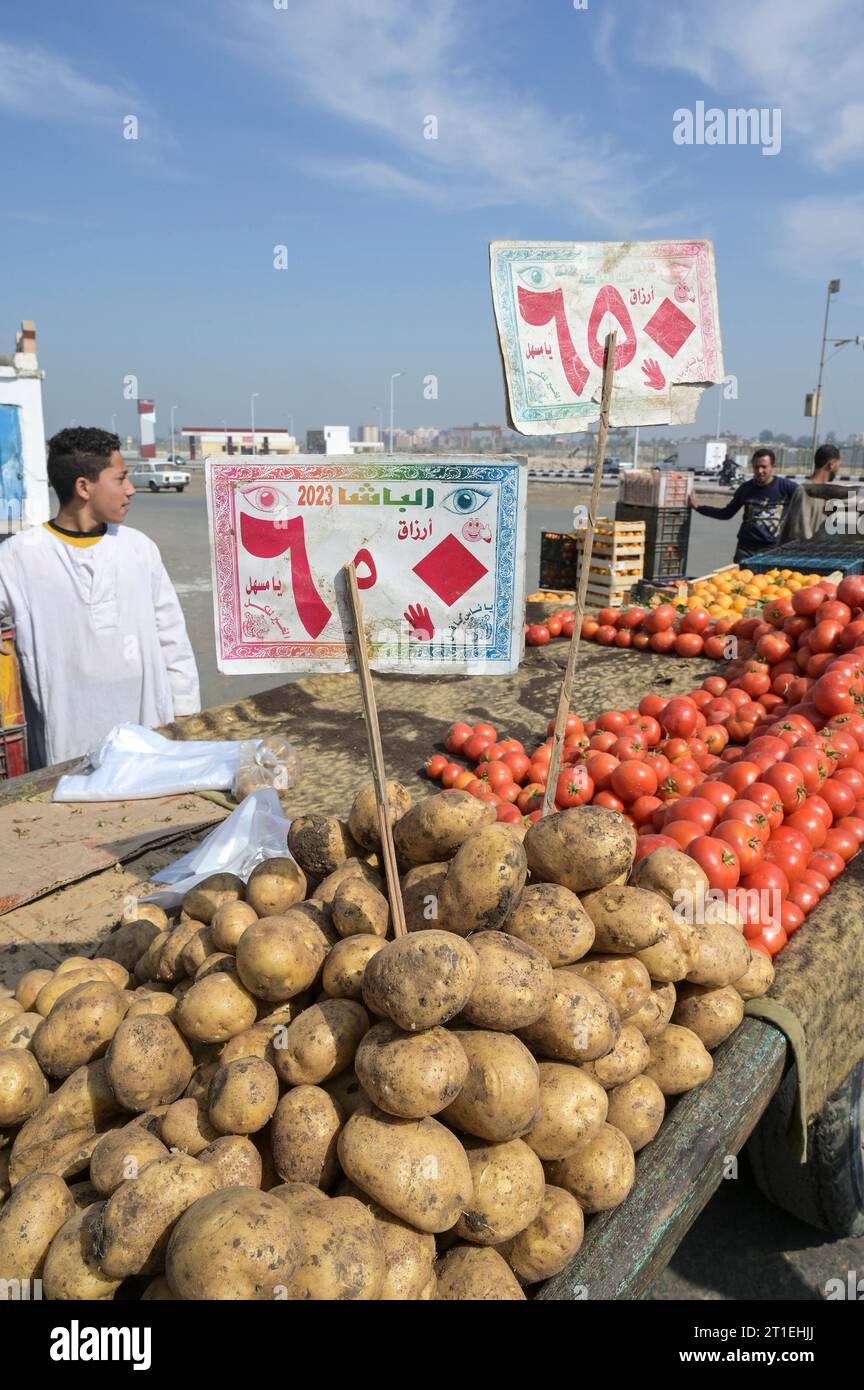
(0, 784), (773, 1301)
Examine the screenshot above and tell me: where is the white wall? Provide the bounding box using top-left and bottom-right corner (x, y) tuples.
(0, 365), (49, 530)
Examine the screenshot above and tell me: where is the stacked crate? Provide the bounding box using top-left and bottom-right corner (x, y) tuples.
(0, 625), (28, 779)
(615, 502), (692, 580)
(575, 520), (646, 609)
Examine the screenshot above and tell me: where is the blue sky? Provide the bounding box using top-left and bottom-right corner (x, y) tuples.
(2, 0), (863, 443)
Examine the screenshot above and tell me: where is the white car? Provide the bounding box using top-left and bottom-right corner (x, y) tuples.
(130, 461), (190, 493)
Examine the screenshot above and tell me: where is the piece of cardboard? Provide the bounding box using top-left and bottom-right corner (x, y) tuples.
(0, 793), (227, 914)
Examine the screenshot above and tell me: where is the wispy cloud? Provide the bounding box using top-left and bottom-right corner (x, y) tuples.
(778, 194), (864, 279)
(626, 0), (864, 171)
(0, 41), (139, 124)
(220, 0), (659, 230)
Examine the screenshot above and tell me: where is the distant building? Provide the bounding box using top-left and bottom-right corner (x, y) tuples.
(0, 320), (48, 532)
(306, 426), (384, 455)
(137, 399), (156, 458)
(180, 427), (299, 460)
(358, 424), (380, 443)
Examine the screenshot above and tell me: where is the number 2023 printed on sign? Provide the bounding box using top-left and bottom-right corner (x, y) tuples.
(490, 240), (724, 433)
(206, 456), (528, 675)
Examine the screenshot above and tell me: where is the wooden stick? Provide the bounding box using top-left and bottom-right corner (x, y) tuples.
(344, 562), (408, 937)
(542, 330), (618, 816)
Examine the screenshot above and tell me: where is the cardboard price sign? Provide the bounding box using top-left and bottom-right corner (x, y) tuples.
(490, 239), (724, 433)
(206, 455), (527, 675)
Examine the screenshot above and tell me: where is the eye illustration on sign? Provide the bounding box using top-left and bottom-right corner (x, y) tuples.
(440, 486), (492, 515)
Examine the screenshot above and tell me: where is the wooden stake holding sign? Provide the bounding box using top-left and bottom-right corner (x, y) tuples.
(542, 330), (618, 817)
(344, 562), (408, 937)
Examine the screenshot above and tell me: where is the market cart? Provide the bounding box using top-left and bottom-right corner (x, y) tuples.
(2, 642), (862, 1297)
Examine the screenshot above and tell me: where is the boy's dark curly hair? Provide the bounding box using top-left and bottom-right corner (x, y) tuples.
(47, 426), (122, 504)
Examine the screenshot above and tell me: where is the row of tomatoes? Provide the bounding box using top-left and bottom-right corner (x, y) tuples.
(546, 570), (864, 660)
(427, 576), (864, 960)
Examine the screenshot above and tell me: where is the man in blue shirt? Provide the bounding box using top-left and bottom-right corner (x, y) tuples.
(689, 448), (798, 563)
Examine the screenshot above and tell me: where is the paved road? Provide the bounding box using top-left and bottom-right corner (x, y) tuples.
(127, 473), (860, 1300)
(128, 475), (742, 709)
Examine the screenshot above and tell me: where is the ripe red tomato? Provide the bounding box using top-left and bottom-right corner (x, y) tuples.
(633, 833), (681, 862)
(500, 751), (531, 783)
(674, 632), (703, 657)
(582, 617), (599, 639)
(645, 603), (677, 632)
(611, 733), (646, 762)
(784, 807), (828, 849)
(788, 881), (820, 916)
(495, 802), (524, 824)
(722, 798), (771, 842)
(555, 768), (594, 808)
(526, 623), (551, 646)
(495, 780), (521, 803)
(462, 732), (493, 762)
(592, 790), (625, 813)
(745, 781), (784, 829)
(498, 738), (526, 756)
(630, 794), (662, 825)
(765, 836), (807, 883)
(441, 761), (466, 788)
(770, 825), (813, 857)
(817, 599), (852, 626)
(444, 722), (473, 754)
(702, 675), (728, 696)
(752, 922), (789, 956)
(720, 760), (761, 794)
(473, 722), (497, 741)
(680, 606), (711, 633)
(807, 848), (844, 880)
(546, 713), (584, 739)
(819, 777), (856, 819)
(546, 613), (563, 638)
(780, 901), (805, 934)
(610, 760), (659, 802)
(597, 709), (629, 734)
(561, 614), (575, 638)
(619, 607), (646, 629)
(763, 762), (807, 812)
(660, 697), (700, 739)
(693, 780), (735, 811)
(741, 860), (790, 900)
(527, 762), (549, 786)
(764, 597), (795, 627)
(584, 751), (620, 791)
(836, 813), (864, 843)
(664, 796), (718, 833)
(800, 868), (830, 897)
(644, 750), (672, 782)
(822, 825), (859, 861)
(425, 753), (448, 780)
(715, 819), (765, 873)
(517, 782), (545, 813)
(597, 608), (619, 628)
(659, 768), (698, 799)
(688, 835), (741, 889)
(837, 574), (864, 609)
(783, 746), (828, 792)
(588, 730), (619, 753)
(639, 694), (669, 717)
(650, 629), (678, 653)
(810, 619), (844, 654)
(480, 760), (514, 790)
(792, 585), (827, 616)
(631, 630), (651, 650)
(663, 819), (703, 850)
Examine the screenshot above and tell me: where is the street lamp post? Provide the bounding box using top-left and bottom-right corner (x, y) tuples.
(811, 279), (841, 455)
(170, 405), (179, 462)
(389, 373), (403, 455)
(110, 413), (117, 435)
(251, 393), (260, 455)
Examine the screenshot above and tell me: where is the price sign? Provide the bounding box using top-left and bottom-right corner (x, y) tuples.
(206, 455), (527, 675)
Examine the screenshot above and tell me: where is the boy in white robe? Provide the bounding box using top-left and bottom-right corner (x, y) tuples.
(0, 427), (200, 768)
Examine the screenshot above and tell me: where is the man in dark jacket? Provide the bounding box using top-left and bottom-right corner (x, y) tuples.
(689, 447), (798, 563)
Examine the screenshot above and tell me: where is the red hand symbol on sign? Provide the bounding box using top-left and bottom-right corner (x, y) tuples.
(586, 286), (638, 371)
(518, 285), (590, 396)
(404, 603), (434, 640)
(641, 358), (666, 391)
(353, 548), (377, 589)
(239, 511), (332, 638)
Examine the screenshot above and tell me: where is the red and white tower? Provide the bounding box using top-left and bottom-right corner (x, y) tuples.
(137, 399), (156, 458)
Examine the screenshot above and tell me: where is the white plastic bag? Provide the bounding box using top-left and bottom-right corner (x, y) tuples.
(145, 787), (291, 908)
(53, 724), (259, 802)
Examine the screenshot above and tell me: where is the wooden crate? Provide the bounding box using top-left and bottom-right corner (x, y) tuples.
(576, 520), (646, 566)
